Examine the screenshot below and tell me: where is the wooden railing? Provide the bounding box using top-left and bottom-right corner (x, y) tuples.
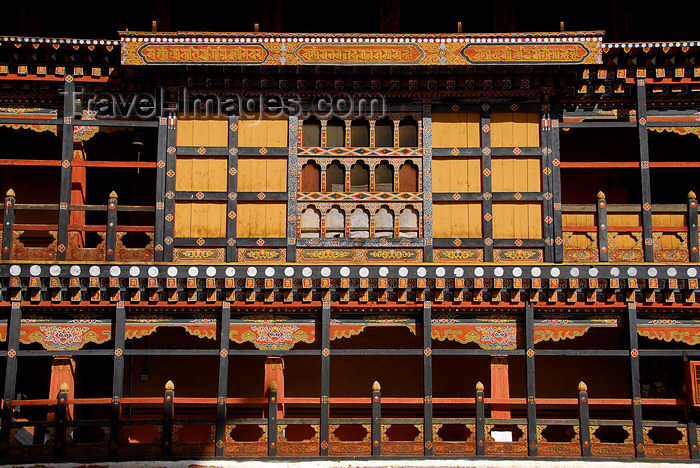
(1, 380), (695, 461)
(1, 189), (155, 262)
(562, 191), (699, 263)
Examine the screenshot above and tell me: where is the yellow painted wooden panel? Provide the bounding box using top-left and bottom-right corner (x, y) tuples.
(491, 157), (541, 192)
(652, 213), (686, 228)
(493, 202), (542, 239)
(175, 157), (194, 191)
(174, 202), (226, 238)
(431, 112), (480, 147)
(432, 158), (481, 192)
(238, 117), (289, 147)
(209, 158), (228, 191)
(565, 233), (595, 249)
(433, 202), (481, 238)
(562, 213), (595, 227)
(238, 157), (287, 192)
(610, 233), (640, 249)
(174, 202), (192, 237)
(491, 112), (540, 147)
(608, 213), (641, 227)
(266, 158), (288, 191)
(237, 202), (287, 237)
(177, 119), (228, 147)
(176, 120), (194, 146)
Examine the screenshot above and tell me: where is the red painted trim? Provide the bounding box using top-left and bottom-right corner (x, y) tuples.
(560, 162), (639, 168)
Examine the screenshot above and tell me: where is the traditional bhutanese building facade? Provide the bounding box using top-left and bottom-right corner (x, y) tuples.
(0, 30), (700, 462)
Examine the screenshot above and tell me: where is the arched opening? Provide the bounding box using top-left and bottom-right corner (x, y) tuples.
(399, 161), (419, 192)
(302, 117), (321, 147)
(350, 161), (370, 192)
(351, 118), (370, 147)
(399, 116), (419, 147)
(326, 160), (345, 192)
(350, 207), (370, 238)
(326, 117), (345, 147)
(375, 206), (394, 237)
(375, 118), (393, 147)
(325, 206), (345, 238)
(399, 207), (419, 238)
(301, 161), (321, 192)
(375, 161), (394, 192)
(300, 207), (321, 237)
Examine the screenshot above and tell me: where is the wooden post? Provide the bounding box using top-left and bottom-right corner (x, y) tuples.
(578, 381), (592, 457)
(154, 116), (168, 262)
(57, 75), (75, 260)
(320, 300), (331, 456)
(0, 302), (22, 459)
(596, 191), (609, 262)
(475, 381), (486, 456)
(163, 113), (177, 262)
(541, 100), (554, 262)
(109, 302), (125, 458)
(162, 380), (174, 458)
(106, 191), (118, 262)
(525, 302), (538, 456)
(636, 79), (654, 262)
(627, 302), (645, 458)
(268, 381), (278, 457)
(2, 189), (15, 260)
(53, 382), (69, 460)
(422, 105), (433, 262)
(481, 104), (494, 262)
(688, 191), (699, 263)
(227, 115), (239, 263)
(423, 302), (433, 456)
(215, 301), (231, 457)
(551, 101), (564, 263)
(371, 381), (381, 456)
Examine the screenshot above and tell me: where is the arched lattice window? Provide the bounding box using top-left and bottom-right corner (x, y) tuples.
(325, 206), (345, 238)
(375, 118), (393, 147)
(350, 161), (369, 192)
(326, 117), (345, 147)
(375, 161), (394, 192)
(350, 207), (370, 238)
(375, 206), (394, 237)
(351, 118), (370, 147)
(301, 161), (321, 192)
(300, 207), (321, 237)
(399, 161), (419, 192)
(399, 207), (419, 238)
(399, 116), (418, 147)
(326, 160), (345, 192)
(302, 117), (321, 147)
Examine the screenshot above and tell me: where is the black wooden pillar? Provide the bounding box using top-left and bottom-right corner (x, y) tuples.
(105, 192), (118, 262)
(215, 301), (231, 456)
(286, 114), (298, 262)
(541, 99), (555, 262)
(226, 116), (239, 262)
(162, 380), (174, 457)
(550, 100), (564, 262)
(57, 76), (75, 260)
(320, 300), (331, 456)
(421, 104), (433, 262)
(0, 302), (21, 458)
(627, 301), (645, 458)
(2, 189), (15, 260)
(423, 301), (433, 456)
(475, 381), (486, 455)
(525, 302), (538, 456)
(481, 104), (494, 262)
(597, 192), (609, 262)
(154, 116), (168, 261)
(268, 382), (278, 456)
(636, 80), (654, 262)
(371, 381), (381, 456)
(688, 192), (699, 263)
(54, 383), (69, 459)
(577, 381), (592, 457)
(109, 302), (126, 458)
(163, 113), (177, 262)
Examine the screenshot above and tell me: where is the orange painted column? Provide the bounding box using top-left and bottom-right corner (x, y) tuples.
(489, 355), (511, 419)
(48, 357), (76, 420)
(264, 356), (285, 417)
